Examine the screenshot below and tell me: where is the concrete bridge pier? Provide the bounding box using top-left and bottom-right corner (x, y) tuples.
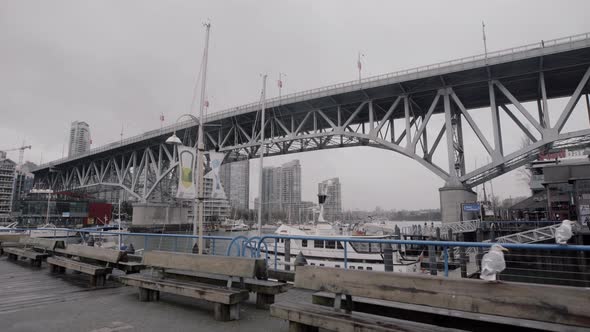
(439, 184), (477, 224)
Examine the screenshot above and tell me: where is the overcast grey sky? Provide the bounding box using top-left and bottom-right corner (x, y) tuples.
(1, 1), (589, 210)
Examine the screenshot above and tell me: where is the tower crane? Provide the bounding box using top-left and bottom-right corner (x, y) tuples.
(0, 145), (32, 167)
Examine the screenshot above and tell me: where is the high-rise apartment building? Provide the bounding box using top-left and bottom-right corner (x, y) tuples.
(219, 160), (250, 212)
(0, 154), (17, 222)
(68, 121), (91, 157)
(318, 177), (342, 222)
(260, 159), (302, 223)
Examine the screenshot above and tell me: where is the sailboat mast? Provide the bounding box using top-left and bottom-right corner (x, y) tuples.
(257, 75), (267, 236)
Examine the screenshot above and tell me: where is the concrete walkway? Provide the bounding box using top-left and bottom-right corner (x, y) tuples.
(0, 257), (296, 332)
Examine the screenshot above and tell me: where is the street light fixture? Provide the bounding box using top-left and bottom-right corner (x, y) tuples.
(166, 114), (204, 254)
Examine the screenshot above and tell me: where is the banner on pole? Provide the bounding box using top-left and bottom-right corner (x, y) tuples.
(205, 151), (227, 200)
(177, 146), (197, 199)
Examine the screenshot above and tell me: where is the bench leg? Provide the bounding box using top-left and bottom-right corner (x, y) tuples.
(139, 287), (151, 302)
(95, 275), (106, 287)
(256, 293), (275, 309)
(289, 321), (318, 332)
(213, 303), (240, 321)
(31, 259), (42, 267)
(58, 266), (66, 274)
(7, 253), (16, 261)
(148, 290), (160, 302)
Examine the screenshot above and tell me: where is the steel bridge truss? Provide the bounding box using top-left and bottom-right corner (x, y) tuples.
(35, 65), (590, 200)
(218, 66), (590, 188)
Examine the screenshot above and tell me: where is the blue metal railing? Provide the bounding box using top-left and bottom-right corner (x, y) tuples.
(2, 227), (589, 283)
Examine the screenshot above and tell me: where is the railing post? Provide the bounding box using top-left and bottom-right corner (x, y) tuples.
(174, 237), (178, 252)
(284, 238), (291, 271)
(459, 233), (467, 278)
(447, 229), (454, 263)
(211, 238), (216, 255)
(344, 241), (348, 269)
(274, 238), (278, 271)
(443, 247), (449, 277)
(428, 237), (437, 276)
(476, 227), (484, 269)
(144, 236), (148, 252)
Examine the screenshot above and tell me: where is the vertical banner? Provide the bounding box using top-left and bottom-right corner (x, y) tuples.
(206, 151), (227, 200)
(177, 146), (197, 199)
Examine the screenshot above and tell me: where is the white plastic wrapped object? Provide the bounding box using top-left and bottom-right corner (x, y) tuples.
(480, 244), (508, 281)
(555, 219), (574, 245)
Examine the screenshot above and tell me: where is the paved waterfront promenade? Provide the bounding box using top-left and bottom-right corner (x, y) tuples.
(0, 258), (296, 332)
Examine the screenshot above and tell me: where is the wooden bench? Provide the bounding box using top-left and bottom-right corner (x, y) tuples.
(271, 266), (590, 332)
(0, 234), (26, 255)
(119, 251), (266, 321)
(47, 244), (124, 287)
(4, 237), (64, 267)
(164, 268), (291, 309)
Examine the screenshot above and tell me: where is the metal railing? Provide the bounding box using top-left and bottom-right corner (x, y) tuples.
(34, 32), (590, 171)
(2, 227), (588, 287)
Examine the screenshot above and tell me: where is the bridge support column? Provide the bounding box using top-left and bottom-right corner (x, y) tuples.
(439, 184), (476, 224)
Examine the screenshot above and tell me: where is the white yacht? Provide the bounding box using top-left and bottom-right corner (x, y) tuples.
(0, 222), (20, 233)
(263, 222), (420, 273)
(221, 219), (250, 232)
(29, 224), (76, 238)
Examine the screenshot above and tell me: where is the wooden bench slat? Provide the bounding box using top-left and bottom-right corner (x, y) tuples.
(312, 291), (590, 332)
(19, 237), (64, 251)
(164, 269), (290, 294)
(4, 247), (49, 259)
(60, 244), (124, 263)
(271, 301), (468, 332)
(143, 251), (265, 278)
(120, 274), (249, 305)
(47, 256), (112, 275)
(294, 266), (590, 328)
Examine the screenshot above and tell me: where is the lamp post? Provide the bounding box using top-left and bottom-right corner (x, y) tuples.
(166, 22), (211, 255)
(167, 114), (203, 254)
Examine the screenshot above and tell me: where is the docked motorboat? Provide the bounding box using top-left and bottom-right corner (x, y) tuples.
(261, 185), (420, 273)
(0, 222), (20, 233)
(221, 219), (250, 232)
(264, 223), (420, 273)
(29, 223), (76, 238)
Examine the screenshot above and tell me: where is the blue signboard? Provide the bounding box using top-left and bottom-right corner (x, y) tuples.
(462, 203), (481, 212)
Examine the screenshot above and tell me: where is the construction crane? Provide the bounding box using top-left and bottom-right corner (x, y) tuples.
(0, 145), (32, 167)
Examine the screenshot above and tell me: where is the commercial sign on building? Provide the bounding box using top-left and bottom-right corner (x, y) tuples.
(462, 203), (481, 212)
(538, 148), (590, 161)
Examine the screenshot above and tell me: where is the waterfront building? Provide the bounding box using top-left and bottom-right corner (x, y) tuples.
(68, 121), (91, 157)
(318, 177), (342, 222)
(219, 159), (249, 211)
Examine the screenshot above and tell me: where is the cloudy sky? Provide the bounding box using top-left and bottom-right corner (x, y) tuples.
(1, 1), (589, 210)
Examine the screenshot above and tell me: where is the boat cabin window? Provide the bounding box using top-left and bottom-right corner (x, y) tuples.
(367, 267), (373, 271)
(337, 242), (344, 249)
(335, 265), (340, 268)
(310, 263), (316, 266)
(326, 241), (335, 249)
(350, 242), (382, 253)
(301, 240), (308, 247)
(319, 264), (325, 267)
(358, 266), (364, 270)
(314, 240), (324, 248)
